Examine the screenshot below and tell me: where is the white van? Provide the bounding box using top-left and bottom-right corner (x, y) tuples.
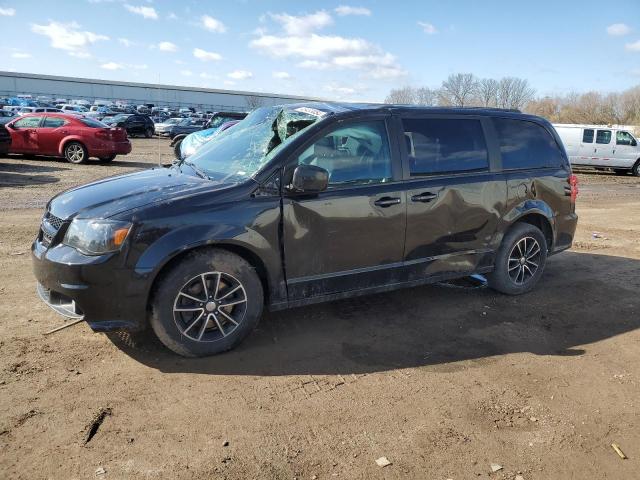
(553, 123), (640, 176)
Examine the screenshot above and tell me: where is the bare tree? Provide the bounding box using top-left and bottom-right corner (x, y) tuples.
(244, 95), (265, 109)
(476, 78), (499, 107)
(384, 86), (417, 104)
(496, 77), (535, 110)
(415, 87), (438, 106)
(439, 73), (478, 107)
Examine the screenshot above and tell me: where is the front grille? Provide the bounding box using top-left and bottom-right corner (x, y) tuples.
(40, 212), (66, 248)
(47, 214), (64, 230)
(41, 231), (54, 247)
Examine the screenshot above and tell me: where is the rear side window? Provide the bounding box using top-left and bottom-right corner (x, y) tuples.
(582, 129), (594, 143)
(596, 130), (611, 144)
(13, 116), (43, 128)
(494, 118), (564, 169)
(402, 118), (489, 175)
(42, 117), (67, 128)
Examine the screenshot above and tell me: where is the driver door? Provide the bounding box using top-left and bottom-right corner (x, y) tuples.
(282, 116), (407, 301)
(8, 116), (42, 153)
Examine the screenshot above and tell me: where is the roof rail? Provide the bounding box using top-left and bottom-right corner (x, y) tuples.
(460, 106), (522, 113)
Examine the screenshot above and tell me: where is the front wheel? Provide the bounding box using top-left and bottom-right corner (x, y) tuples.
(487, 222), (548, 295)
(64, 142), (87, 164)
(173, 138), (183, 160)
(150, 249), (264, 357)
(632, 160), (640, 177)
(144, 127), (153, 138)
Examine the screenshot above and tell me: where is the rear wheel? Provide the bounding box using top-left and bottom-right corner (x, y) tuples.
(64, 142), (87, 164)
(150, 249), (263, 357)
(173, 139), (183, 160)
(144, 127), (153, 138)
(99, 154), (116, 163)
(487, 222), (548, 295)
(632, 160), (640, 177)
(614, 169), (628, 176)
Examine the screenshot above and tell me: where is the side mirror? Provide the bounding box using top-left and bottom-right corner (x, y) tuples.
(289, 164), (329, 194)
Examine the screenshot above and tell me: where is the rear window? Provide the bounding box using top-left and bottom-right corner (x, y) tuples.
(80, 118), (108, 128)
(42, 117), (67, 128)
(494, 118), (564, 169)
(596, 130), (611, 144)
(402, 118), (489, 175)
(582, 129), (594, 143)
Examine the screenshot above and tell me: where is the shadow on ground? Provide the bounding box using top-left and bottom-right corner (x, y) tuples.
(0, 160), (67, 187)
(107, 251), (640, 376)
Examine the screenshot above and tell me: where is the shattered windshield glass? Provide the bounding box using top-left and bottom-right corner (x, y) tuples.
(183, 105), (324, 183)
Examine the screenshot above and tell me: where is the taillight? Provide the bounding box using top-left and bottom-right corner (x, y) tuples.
(568, 174), (578, 202)
(94, 129), (112, 140)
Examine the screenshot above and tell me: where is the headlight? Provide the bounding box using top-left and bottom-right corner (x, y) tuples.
(63, 219), (132, 255)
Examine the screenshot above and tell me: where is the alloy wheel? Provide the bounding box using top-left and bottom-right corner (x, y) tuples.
(172, 271), (247, 342)
(507, 236), (541, 285)
(67, 144), (84, 162)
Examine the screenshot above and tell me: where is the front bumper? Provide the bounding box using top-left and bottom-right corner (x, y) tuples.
(32, 238), (148, 332)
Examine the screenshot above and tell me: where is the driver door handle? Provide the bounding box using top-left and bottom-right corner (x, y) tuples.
(374, 196), (401, 208)
(411, 192), (438, 203)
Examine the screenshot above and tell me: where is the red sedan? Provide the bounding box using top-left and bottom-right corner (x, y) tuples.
(5, 113), (131, 164)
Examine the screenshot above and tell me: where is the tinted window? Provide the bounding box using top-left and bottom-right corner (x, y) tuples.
(297, 121), (392, 187)
(596, 130), (611, 144)
(42, 117), (67, 128)
(13, 116), (42, 128)
(80, 118), (108, 128)
(402, 118), (488, 175)
(616, 131), (636, 146)
(494, 118), (564, 169)
(582, 129), (594, 143)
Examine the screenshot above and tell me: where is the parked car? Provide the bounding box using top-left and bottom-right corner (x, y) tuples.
(5, 113), (131, 163)
(166, 118), (208, 139)
(0, 124), (11, 155)
(154, 117), (183, 136)
(0, 109), (16, 125)
(102, 113), (155, 137)
(59, 104), (88, 114)
(169, 112), (247, 153)
(16, 107), (62, 115)
(177, 120), (240, 160)
(553, 123), (640, 176)
(31, 103), (578, 357)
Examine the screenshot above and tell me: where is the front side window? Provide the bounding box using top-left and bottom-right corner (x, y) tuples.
(42, 117), (67, 128)
(616, 131), (637, 146)
(582, 129), (594, 143)
(297, 121), (392, 187)
(494, 118), (564, 169)
(402, 118), (488, 175)
(13, 116), (43, 128)
(596, 130), (611, 144)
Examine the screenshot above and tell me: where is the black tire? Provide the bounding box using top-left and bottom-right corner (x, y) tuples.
(614, 169), (628, 176)
(144, 127), (153, 138)
(99, 154), (116, 163)
(632, 160), (640, 177)
(487, 222), (548, 295)
(173, 139), (183, 160)
(150, 248), (263, 357)
(64, 141), (88, 164)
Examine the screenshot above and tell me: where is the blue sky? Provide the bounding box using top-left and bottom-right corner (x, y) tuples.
(1, 0), (639, 101)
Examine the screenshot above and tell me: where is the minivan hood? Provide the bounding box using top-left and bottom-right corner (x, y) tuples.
(48, 166), (232, 220)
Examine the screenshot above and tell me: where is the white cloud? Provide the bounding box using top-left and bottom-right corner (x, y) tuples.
(200, 72), (215, 79)
(201, 15), (226, 33)
(101, 62), (124, 70)
(31, 21), (108, 57)
(11, 52), (32, 59)
(224, 80), (236, 86)
(130, 63), (148, 70)
(626, 40), (640, 51)
(418, 21), (437, 34)
(193, 48), (222, 61)
(252, 32), (406, 79)
(334, 6), (371, 16)
(167, 12), (178, 20)
(118, 38), (133, 47)
(0, 7), (15, 16)
(273, 71), (291, 79)
(607, 23), (631, 36)
(270, 11), (332, 35)
(157, 41), (178, 52)
(181, 70), (193, 76)
(228, 70), (253, 80)
(325, 84), (356, 95)
(124, 4), (158, 20)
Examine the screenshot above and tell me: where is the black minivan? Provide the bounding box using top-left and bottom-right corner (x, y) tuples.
(32, 103), (578, 357)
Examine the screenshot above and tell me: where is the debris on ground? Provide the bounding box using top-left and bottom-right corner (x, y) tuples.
(515, 476), (525, 480)
(490, 463), (503, 472)
(375, 456), (392, 467)
(95, 466), (106, 476)
(222, 440), (229, 447)
(611, 443), (627, 459)
(84, 408), (112, 444)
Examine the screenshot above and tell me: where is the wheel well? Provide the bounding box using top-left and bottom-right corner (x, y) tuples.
(147, 243), (270, 311)
(61, 139), (85, 155)
(514, 213), (553, 250)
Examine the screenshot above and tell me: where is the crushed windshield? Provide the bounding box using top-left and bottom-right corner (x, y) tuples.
(184, 105), (323, 182)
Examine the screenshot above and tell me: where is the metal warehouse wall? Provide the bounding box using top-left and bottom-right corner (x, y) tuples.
(0, 71), (320, 111)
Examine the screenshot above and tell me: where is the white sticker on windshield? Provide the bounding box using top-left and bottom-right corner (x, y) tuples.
(294, 107), (327, 118)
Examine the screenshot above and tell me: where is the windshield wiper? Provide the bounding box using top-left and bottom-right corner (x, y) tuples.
(183, 161), (211, 180)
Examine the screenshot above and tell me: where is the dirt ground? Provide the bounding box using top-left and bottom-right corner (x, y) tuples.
(1, 139), (639, 480)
